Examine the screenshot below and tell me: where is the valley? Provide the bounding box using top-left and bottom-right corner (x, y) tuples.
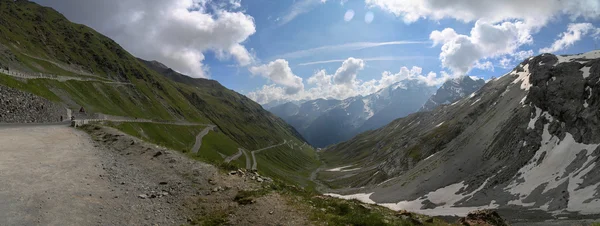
(316, 51), (600, 224)
(2, 0), (600, 225)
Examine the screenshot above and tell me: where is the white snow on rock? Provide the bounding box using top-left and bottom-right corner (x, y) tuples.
(327, 179), (499, 217)
(505, 119), (600, 213)
(556, 50), (600, 64)
(424, 153), (436, 161)
(326, 165), (355, 172)
(581, 67), (591, 79)
(512, 63), (532, 90)
(435, 122), (445, 128)
(520, 96), (527, 105)
(528, 106), (542, 130)
(324, 193), (376, 204)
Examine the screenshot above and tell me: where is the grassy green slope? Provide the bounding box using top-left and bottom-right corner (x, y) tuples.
(0, 0), (318, 186)
(107, 122), (206, 153)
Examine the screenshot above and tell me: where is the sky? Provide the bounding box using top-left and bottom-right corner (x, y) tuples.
(33, 0), (600, 105)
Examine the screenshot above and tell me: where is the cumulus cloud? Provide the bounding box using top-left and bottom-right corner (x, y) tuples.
(333, 58), (364, 85)
(430, 21), (532, 74)
(368, 0), (600, 74)
(365, 0), (600, 25)
(540, 23), (600, 53)
(247, 58), (450, 104)
(249, 60), (304, 95)
(34, 0), (255, 78)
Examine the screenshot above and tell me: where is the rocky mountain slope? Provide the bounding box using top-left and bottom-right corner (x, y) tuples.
(0, 0), (316, 187)
(0, 84), (68, 123)
(318, 51), (600, 222)
(270, 80), (436, 147)
(420, 76), (485, 112)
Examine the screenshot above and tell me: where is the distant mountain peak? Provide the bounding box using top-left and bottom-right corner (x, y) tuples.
(420, 75), (485, 112)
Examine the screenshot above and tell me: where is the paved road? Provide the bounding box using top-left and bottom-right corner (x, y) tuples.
(190, 125), (216, 154)
(243, 149), (251, 170)
(250, 140), (288, 171)
(224, 148), (244, 163)
(0, 125), (123, 225)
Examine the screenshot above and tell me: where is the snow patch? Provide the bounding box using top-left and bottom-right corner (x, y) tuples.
(424, 153), (436, 161)
(556, 50), (600, 64)
(435, 122), (445, 128)
(326, 165), (355, 172)
(512, 63), (532, 90)
(470, 98), (481, 106)
(581, 67), (591, 79)
(520, 96), (527, 105)
(330, 177), (501, 217)
(325, 193), (375, 204)
(528, 106), (542, 130)
(505, 121), (600, 213)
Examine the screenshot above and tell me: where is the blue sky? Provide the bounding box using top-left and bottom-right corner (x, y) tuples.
(34, 0), (600, 104)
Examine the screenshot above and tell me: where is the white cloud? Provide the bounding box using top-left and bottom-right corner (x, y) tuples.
(279, 0), (328, 26)
(247, 58), (450, 104)
(540, 23), (599, 53)
(34, 0), (255, 78)
(344, 10), (355, 21)
(430, 20), (532, 75)
(249, 59), (304, 95)
(513, 50), (534, 60)
(333, 58), (365, 85)
(369, 0), (600, 74)
(474, 60), (494, 71)
(274, 41), (430, 59)
(365, 0), (600, 25)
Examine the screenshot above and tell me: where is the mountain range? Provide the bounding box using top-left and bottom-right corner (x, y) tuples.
(318, 51), (600, 221)
(268, 76), (486, 148)
(269, 80), (437, 147)
(420, 76), (486, 112)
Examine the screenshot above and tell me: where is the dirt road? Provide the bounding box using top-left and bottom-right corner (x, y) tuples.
(0, 124), (310, 225)
(0, 124), (126, 225)
(190, 125), (216, 154)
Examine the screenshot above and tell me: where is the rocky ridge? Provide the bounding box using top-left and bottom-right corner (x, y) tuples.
(318, 51), (600, 223)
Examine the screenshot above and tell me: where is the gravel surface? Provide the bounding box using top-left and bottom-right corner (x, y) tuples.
(0, 124), (311, 225)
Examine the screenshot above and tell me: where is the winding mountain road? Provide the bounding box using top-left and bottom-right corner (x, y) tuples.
(190, 125), (216, 154)
(251, 140), (288, 171)
(224, 148), (244, 163)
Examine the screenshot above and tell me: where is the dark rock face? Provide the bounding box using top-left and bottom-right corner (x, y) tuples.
(0, 84), (67, 123)
(420, 76), (485, 112)
(527, 54), (600, 144)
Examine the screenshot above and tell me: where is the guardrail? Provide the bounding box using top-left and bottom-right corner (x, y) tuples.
(0, 67), (131, 85)
(71, 119), (152, 127)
